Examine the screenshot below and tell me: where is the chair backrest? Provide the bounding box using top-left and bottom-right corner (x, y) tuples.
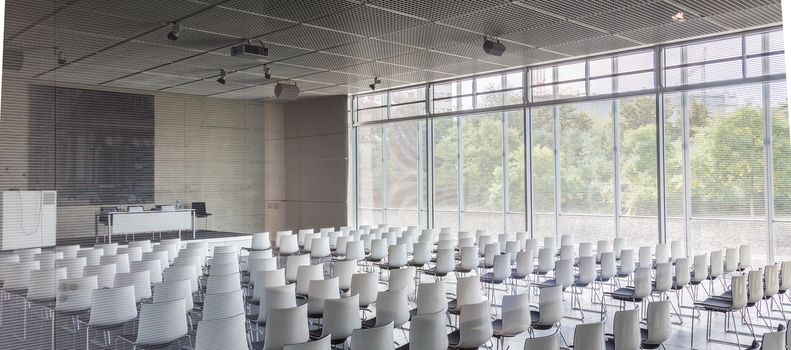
(55, 245), (81, 259)
(536, 285), (563, 326)
(298, 229), (314, 245)
(637, 246), (651, 268)
(725, 248), (739, 273)
(129, 240), (152, 253)
(56, 257), (87, 279)
(578, 242), (593, 258)
(307, 277), (340, 315)
(382, 231), (397, 246)
(351, 272), (379, 307)
(730, 274), (748, 310)
(644, 300), (671, 346)
(310, 237), (331, 258)
(577, 256), (596, 285)
(206, 273), (241, 295)
(345, 240), (365, 261)
(374, 287), (409, 328)
(619, 249), (635, 274)
(560, 245), (575, 261)
(27, 267), (67, 301)
(478, 235), (492, 256)
(525, 239), (539, 254)
(191, 202), (207, 215)
(369, 239), (388, 260)
(284, 334), (331, 350)
(760, 327), (786, 350)
(456, 275), (485, 307)
(89, 285), (138, 327)
(95, 243), (119, 256)
(163, 264), (198, 293)
(505, 241), (519, 264)
(77, 249), (104, 266)
(113, 270), (152, 301)
(595, 240), (610, 262)
(56, 275), (98, 312)
(142, 251), (169, 273)
(417, 281), (446, 315)
(492, 253), (511, 281)
(573, 320), (605, 350)
(434, 248), (455, 274)
(296, 264), (324, 296)
(259, 284), (297, 323)
(335, 236), (350, 255)
(136, 298), (187, 346)
(599, 252), (617, 279)
(747, 269), (764, 304)
(457, 300), (493, 348)
(522, 332), (559, 350)
(739, 244), (752, 270)
(2, 260), (39, 291)
(333, 260), (357, 291)
(351, 322), (394, 350)
(154, 244), (179, 264)
(765, 266), (779, 297)
(670, 240), (684, 260)
(118, 246), (143, 262)
(83, 263), (117, 289)
(249, 257), (278, 277)
(655, 243), (669, 265)
(613, 238), (626, 258)
(153, 278), (193, 311)
(202, 289), (244, 321)
(195, 313), (248, 350)
(483, 243), (498, 264)
(130, 259), (162, 284)
(251, 232), (272, 250)
(709, 250), (724, 277)
(285, 254), (311, 282)
(780, 261), (791, 291)
(456, 246), (476, 271)
(211, 251), (238, 265)
(543, 237), (556, 254)
(654, 263), (672, 292)
(408, 308), (448, 350)
(101, 253), (130, 274)
(387, 244), (408, 267)
(613, 308), (641, 350)
(321, 294), (361, 342)
(411, 241), (432, 265)
(560, 234), (573, 247)
(554, 259), (574, 289)
(634, 268), (653, 298)
(279, 235), (299, 255)
(209, 262), (239, 276)
(34, 252), (62, 270)
(692, 254), (709, 283)
(537, 248), (555, 273)
(515, 250), (535, 277)
(672, 258), (690, 287)
(389, 266), (415, 296)
(501, 293), (531, 335)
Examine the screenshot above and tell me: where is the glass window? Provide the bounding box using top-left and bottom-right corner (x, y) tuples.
(617, 51), (654, 73)
(390, 102), (426, 118)
(507, 111), (526, 233)
(531, 106), (556, 240)
(357, 107), (387, 123)
(390, 87), (425, 105)
(358, 93), (386, 109)
(589, 58), (613, 78)
(384, 120), (426, 227)
(476, 75), (503, 93)
(558, 62), (585, 81)
(461, 113), (504, 233)
(531, 67), (554, 85)
(771, 82), (791, 261)
(433, 117), (460, 233)
(476, 90), (523, 109)
(357, 125), (384, 225)
(434, 80), (473, 99)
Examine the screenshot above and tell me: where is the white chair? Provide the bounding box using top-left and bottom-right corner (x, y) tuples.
(27, 267), (67, 303)
(655, 243), (670, 266)
(56, 257), (87, 279)
(344, 240), (365, 262)
(350, 272), (378, 310)
(285, 334), (331, 350)
(530, 285), (564, 336)
(195, 313), (249, 350)
(725, 248), (740, 275)
(311, 294), (361, 346)
(128, 240), (153, 254)
(758, 325), (786, 350)
(637, 246), (652, 269)
(362, 287), (408, 330)
(492, 293), (531, 349)
(309, 237), (331, 264)
(382, 243), (407, 270)
(535, 248), (556, 278)
(55, 275), (98, 315)
(142, 250), (169, 273)
(153, 278), (194, 315)
(55, 245), (81, 259)
(154, 243), (179, 264)
(739, 244), (752, 271)
(87, 285), (138, 347)
(117, 246), (143, 262)
(202, 289), (244, 321)
(34, 252), (62, 270)
(264, 304), (309, 350)
(101, 253), (130, 274)
(307, 277), (340, 319)
(454, 246), (478, 276)
(608, 268), (652, 310)
(333, 260), (357, 292)
(83, 264), (117, 289)
(248, 257), (277, 275)
(481, 253), (511, 301)
(448, 300), (493, 349)
(250, 232), (272, 251)
(295, 264), (324, 296)
(122, 298), (187, 348)
(258, 284), (297, 325)
(449, 275), (486, 316)
(606, 308), (640, 350)
(617, 249), (636, 280)
(522, 332), (560, 350)
(286, 254), (311, 283)
(693, 274), (749, 347)
(2, 261), (40, 293)
(365, 239), (388, 265)
(278, 234), (300, 258)
(389, 266), (415, 299)
(641, 300), (671, 349)
(572, 320), (605, 350)
(206, 272), (241, 295)
(426, 248), (455, 280)
(398, 308), (447, 350)
(415, 281), (446, 316)
(113, 271), (152, 302)
(130, 259), (162, 284)
(95, 243), (119, 256)
(613, 238), (626, 259)
(670, 240), (684, 262)
(298, 229), (315, 247)
(163, 264), (199, 293)
(351, 321), (394, 350)
(209, 262), (240, 276)
(250, 268), (285, 303)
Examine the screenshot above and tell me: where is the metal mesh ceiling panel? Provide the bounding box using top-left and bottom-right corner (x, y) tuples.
(222, 0), (360, 23)
(676, 0), (780, 17)
(162, 78), (251, 95)
(53, 6), (157, 39)
(4, 0), (74, 39)
(280, 52), (369, 70)
(335, 61), (418, 77)
(578, 1), (702, 34)
(104, 72), (198, 90)
(37, 61), (138, 84)
(179, 52), (261, 71)
(370, 0), (508, 21)
(260, 24), (363, 51)
(289, 79), (334, 91)
(304, 85), (368, 95)
(309, 6), (426, 37)
(135, 29), (241, 53)
(438, 3), (561, 37)
(545, 35), (638, 57)
(436, 40), (566, 66)
(382, 50), (470, 70)
(297, 71), (369, 85)
(237, 63), (323, 79)
(71, 0), (207, 24)
(377, 24), (480, 50)
(182, 7), (295, 39)
(100, 41), (199, 64)
(524, 0), (656, 19)
(433, 60), (509, 76)
(707, 4), (783, 29)
(619, 19), (726, 44)
(503, 21), (606, 48)
(385, 70), (455, 84)
(147, 63), (218, 78)
(324, 39), (419, 61)
(211, 84), (276, 100)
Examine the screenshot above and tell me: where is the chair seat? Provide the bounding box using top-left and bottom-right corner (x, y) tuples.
(309, 328), (347, 344)
(423, 268), (448, 277)
(116, 334), (185, 349)
(362, 317), (377, 328)
(535, 279), (560, 289)
(510, 268), (527, 279)
(609, 287), (644, 302)
(365, 257), (383, 263)
(694, 297), (733, 312)
(480, 273), (506, 284)
(251, 340), (264, 350)
(491, 319), (524, 337)
(408, 261), (425, 267)
(456, 265), (474, 273)
(448, 330), (481, 349)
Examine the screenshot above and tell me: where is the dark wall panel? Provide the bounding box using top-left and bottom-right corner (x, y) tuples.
(29, 85), (155, 206)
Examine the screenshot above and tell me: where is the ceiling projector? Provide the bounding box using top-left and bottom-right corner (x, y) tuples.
(483, 38), (506, 57)
(274, 83), (300, 100)
(231, 43), (269, 59)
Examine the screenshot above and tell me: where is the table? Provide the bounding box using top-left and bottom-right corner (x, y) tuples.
(104, 209), (195, 243)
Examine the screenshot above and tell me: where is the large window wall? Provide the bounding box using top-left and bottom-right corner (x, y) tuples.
(351, 27), (788, 263)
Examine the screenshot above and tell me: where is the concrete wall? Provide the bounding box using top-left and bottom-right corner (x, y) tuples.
(0, 74), (286, 239)
(282, 95), (348, 230)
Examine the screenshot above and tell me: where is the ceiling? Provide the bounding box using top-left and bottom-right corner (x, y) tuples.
(3, 0), (783, 101)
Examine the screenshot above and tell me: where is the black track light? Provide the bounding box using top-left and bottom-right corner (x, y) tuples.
(369, 77), (382, 91)
(55, 48), (66, 65)
(167, 22), (181, 41)
(217, 69), (226, 84)
(264, 66), (271, 79)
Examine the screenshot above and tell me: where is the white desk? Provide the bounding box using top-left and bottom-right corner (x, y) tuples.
(107, 209), (195, 243)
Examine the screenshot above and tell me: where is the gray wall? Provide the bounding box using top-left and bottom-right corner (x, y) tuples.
(280, 95), (348, 230)
(0, 75), (286, 239)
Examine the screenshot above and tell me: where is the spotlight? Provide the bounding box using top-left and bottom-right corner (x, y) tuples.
(167, 22), (181, 41)
(671, 11), (686, 23)
(55, 48), (66, 65)
(483, 37), (506, 57)
(264, 66), (271, 79)
(217, 69), (226, 84)
(369, 77), (382, 91)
